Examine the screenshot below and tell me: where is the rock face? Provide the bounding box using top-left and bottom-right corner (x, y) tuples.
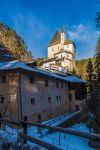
(0, 23), (32, 62)
(0, 43), (16, 61)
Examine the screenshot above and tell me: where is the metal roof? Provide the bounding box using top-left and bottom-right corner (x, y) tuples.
(0, 61), (86, 83)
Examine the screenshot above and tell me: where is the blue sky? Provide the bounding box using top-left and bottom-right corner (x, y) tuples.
(0, 0), (100, 59)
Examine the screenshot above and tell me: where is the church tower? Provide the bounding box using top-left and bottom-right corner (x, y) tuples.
(40, 26), (76, 73)
(61, 26), (66, 43)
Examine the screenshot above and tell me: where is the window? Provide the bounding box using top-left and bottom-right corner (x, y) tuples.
(65, 83), (67, 89)
(31, 98), (35, 104)
(75, 105), (80, 111)
(56, 82), (59, 88)
(48, 97), (51, 104)
(29, 76), (34, 84)
(0, 96), (4, 103)
(45, 80), (48, 87)
(23, 116), (28, 121)
(61, 82), (63, 88)
(69, 94), (72, 102)
(56, 96), (59, 102)
(1, 75), (6, 83)
(59, 96), (61, 104)
(58, 46), (59, 49)
(38, 114), (42, 123)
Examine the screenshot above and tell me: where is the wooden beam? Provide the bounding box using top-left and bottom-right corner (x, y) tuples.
(20, 121), (100, 141)
(19, 132), (62, 150)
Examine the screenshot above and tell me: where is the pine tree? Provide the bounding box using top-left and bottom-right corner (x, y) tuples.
(94, 38), (100, 81)
(71, 67), (76, 75)
(88, 38), (100, 127)
(86, 58), (94, 99)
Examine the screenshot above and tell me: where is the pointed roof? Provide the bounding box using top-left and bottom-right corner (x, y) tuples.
(64, 40), (76, 48)
(62, 25), (65, 33)
(48, 31), (61, 47)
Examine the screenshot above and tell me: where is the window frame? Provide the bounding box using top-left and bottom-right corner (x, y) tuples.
(31, 98), (35, 105)
(56, 82), (59, 88)
(29, 76), (34, 84)
(48, 96), (51, 104)
(45, 80), (48, 87)
(0, 96), (4, 104)
(1, 75), (7, 83)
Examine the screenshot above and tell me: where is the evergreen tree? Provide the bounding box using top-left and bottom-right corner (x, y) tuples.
(86, 58), (94, 98)
(71, 67), (76, 75)
(0, 22), (33, 62)
(94, 37), (100, 81)
(87, 38), (100, 127)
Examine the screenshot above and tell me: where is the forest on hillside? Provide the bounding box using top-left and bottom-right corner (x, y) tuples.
(75, 58), (94, 80)
(0, 23), (33, 62)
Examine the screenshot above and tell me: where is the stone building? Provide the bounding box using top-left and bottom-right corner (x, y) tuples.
(40, 26), (76, 73)
(0, 61), (86, 122)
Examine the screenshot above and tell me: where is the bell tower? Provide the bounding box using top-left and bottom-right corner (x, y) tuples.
(61, 25), (66, 43)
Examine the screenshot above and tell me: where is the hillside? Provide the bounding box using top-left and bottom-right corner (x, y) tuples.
(0, 23), (33, 62)
(76, 58), (94, 80)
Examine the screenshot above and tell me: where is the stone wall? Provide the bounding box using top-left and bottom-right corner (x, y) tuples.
(19, 73), (69, 122)
(0, 72), (19, 121)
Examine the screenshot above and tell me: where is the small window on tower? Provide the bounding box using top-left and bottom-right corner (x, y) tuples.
(58, 46), (59, 49)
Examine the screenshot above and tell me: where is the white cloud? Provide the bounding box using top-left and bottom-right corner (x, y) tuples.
(67, 24), (100, 42)
(66, 24), (100, 59)
(67, 24), (89, 41)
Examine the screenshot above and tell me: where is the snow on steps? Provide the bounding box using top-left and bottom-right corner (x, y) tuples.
(42, 111), (81, 127)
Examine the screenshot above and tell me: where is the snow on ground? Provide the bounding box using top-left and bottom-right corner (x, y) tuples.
(0, 112), (96, 150)
(28, 123), (96, 150)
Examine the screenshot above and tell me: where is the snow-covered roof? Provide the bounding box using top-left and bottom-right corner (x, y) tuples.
(64, 76), (86, 83)
(0, 61), (86, 83)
